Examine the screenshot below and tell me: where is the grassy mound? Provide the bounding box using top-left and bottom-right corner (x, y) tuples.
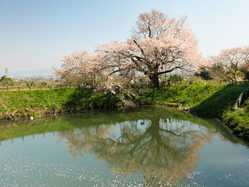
(224, 107), (249, 128)
(140, 80), (225, 109)
(191, 83), (249, 118)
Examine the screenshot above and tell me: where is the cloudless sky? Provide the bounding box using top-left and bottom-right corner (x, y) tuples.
(0, 0), (249, 77)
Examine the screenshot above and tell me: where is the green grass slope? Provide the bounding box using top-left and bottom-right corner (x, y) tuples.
(191, 83), (249, 118)
(141, 80), (225, 109)
(0, 88), (76, 119)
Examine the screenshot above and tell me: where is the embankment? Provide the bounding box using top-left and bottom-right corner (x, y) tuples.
(0, 87), (136, 120)
(0, 88), (76, 120)
(141, 80), (249, 141)
(1, 81), (249, 142)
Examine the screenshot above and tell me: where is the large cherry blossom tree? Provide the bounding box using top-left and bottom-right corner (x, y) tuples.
(99, 10), (201, 88)
(58, 10), (202, 89)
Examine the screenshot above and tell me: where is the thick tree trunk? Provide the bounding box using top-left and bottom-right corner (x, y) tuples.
(150, 74), (160, 88)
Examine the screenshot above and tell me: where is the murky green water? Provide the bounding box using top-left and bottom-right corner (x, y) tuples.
(0, 107), (249, 187)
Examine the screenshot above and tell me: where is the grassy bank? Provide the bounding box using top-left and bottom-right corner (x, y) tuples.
(223, 106), (249, 140)
(0, 88), (76, 120)
(0, 80), (224, 120)
(141, 80), (225, 109)
(0, 80), (248, 141)
(141, 80), (249, 141)
(189, 82), (249, 141)
(191, 83), (249, 117)
(0, 87), (132, 120)
(224, 108), (249, 129)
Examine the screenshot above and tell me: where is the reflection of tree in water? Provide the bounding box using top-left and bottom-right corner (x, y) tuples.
(58, 117), (211, 186)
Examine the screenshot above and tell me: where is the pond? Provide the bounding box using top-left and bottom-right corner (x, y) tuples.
(0, 107), (249, 187)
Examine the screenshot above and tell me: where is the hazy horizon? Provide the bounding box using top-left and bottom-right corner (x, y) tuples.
(1, 0), (249, 77)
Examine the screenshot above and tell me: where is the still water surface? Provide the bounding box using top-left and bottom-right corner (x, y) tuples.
(0, 107), (249, 187)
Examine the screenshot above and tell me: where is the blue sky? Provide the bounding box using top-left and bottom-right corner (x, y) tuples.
(0, 0), (249, 77)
